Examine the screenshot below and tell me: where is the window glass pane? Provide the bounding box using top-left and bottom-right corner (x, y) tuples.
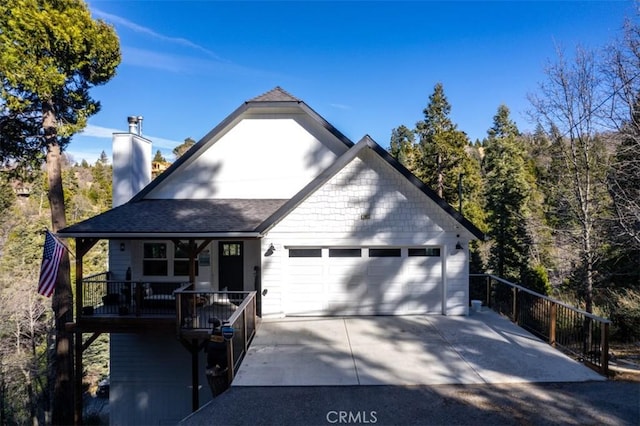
(408, 248), (441, 257)
(369, 248), (401, 257)
(143, 243), (168, 276)
(222, 243), (241, 257)
(329, 248), (361, 257)
(143, 260), (168, 276)
(175, 242), (198, 259)
(144, 243), (166, 259)
(289, 248), (322, 258)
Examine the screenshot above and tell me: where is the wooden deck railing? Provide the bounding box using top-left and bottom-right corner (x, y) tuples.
(470, 274), (611, 375)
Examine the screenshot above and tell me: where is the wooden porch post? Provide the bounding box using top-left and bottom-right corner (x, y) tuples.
(191, 339), (199, 411)
(73, 238), (98, 425)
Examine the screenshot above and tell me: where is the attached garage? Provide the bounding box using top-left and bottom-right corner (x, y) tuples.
(284, 247), (443, 316)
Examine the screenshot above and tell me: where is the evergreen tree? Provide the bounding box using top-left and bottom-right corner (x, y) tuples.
(0, 1), (120, 422)
(172, 137), (196, 159)
(153, 149), (166, 163)
(483, 105), (531, 282)
(415, 83), (486, 231)
(389, 125), (417, 170)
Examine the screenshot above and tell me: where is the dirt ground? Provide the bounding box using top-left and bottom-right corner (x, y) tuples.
(610, 342), (640, 382)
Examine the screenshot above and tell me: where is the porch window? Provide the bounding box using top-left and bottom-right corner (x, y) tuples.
(143, 243), (168, 276)
(174, 242), (199, 276)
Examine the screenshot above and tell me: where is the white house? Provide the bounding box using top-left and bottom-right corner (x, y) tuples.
(59, 87), (484, 424)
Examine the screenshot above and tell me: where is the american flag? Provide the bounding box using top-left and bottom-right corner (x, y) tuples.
(37, 231), (65, 297)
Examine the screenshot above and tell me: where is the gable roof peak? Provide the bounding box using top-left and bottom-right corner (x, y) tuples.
(248, 86), (301, 103)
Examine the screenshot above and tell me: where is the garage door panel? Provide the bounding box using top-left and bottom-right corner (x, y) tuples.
(285, 246), (443, 316)
(288, 265), (324, 281)
(328, 264), (366, 276)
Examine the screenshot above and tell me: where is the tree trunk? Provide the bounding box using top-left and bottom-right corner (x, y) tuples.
(43, 103), (74, 426)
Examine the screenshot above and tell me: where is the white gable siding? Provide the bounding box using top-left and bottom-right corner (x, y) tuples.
(269, 149), (459, 244)
(147, 116), (346, 200)
(261, 149), (471, 316)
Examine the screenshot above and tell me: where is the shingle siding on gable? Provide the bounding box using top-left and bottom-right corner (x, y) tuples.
(270, 149), (452, 243)
(262, 148), (469, 316)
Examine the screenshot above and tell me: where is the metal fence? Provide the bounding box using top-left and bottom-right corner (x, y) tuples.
(225, 292), (257, 383)
(175, 289), (247, 330)
(470, 274), (610, 375)
(81, 278), (186, 316)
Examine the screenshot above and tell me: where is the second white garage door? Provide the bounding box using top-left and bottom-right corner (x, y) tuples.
(284, 247), (443, 316)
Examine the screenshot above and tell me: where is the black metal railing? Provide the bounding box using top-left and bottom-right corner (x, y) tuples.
(470, 274), (610, 375)
(225, 292), (257, 383)
(81, 278), (186, 316)
(174, 287), (247, 330)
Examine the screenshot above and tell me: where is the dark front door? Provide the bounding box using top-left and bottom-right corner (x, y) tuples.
(219, 242), (243, 292)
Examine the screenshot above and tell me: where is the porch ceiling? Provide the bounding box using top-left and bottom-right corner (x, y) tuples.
(58, 199), (288, 237)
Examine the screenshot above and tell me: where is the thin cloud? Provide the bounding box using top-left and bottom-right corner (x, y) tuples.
(330, 103), (352, 110)
(122, 46), (285, 79)
(80, 124), (181, 150)
(92, 8), (225, 61)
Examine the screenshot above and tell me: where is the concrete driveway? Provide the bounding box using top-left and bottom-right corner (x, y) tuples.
(233, 310), (604, 386)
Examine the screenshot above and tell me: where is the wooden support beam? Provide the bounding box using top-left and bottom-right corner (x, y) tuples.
(191, 339), (199, 412)
(82, 332), (102, 352)
(74, 331), (83, 425)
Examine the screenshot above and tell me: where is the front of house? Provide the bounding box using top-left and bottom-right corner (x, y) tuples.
(59, 87), (484, 424)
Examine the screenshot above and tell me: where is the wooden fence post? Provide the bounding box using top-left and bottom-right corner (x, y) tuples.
(600, 322), (609, 376)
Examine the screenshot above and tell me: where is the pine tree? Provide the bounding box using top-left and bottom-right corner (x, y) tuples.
(415, 83), (486, 230)
(0, 1), (120, 422)
(483, 105), (531, 282)
(389, 125), (417, 170)
(153, 149), (166, 163)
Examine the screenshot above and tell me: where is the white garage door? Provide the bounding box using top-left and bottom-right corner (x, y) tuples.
(285, 247), (442, 316)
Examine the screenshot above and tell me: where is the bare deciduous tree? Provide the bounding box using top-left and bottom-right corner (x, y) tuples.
(529, 46), (611, 313)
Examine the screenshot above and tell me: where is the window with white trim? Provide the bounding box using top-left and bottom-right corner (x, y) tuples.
(143, 242), (168, 276)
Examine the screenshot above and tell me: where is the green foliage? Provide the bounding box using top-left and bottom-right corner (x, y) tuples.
(522, 263), (551, 295)
(0, 0), (121, 172)
(153, 149), (167, 163)
(172, 137), (196, 160)
(389, 125), (417, 169)
(0, 160), (110, 423)
(483, 105), (531, 281)
(603, 288), (640, 342)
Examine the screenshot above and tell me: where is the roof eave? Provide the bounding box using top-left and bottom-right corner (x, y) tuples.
(56, 231), (263, 239)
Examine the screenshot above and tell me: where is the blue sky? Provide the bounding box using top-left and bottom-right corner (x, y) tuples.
(70, 1), (634, 164)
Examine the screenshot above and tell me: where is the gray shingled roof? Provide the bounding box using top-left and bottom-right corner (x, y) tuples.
(248, 86), (300, 102)
(59, 199), (288, 236)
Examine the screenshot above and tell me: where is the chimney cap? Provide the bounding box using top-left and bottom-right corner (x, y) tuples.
(127, 116), (139, 124)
